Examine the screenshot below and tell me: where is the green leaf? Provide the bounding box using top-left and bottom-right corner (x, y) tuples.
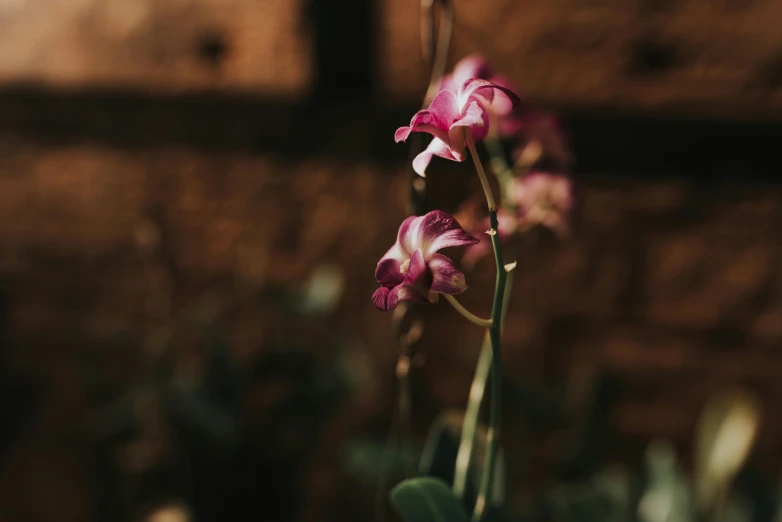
(390, 477), (470, 522)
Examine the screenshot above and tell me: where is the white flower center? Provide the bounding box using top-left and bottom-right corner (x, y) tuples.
(399, 258), (411, 274)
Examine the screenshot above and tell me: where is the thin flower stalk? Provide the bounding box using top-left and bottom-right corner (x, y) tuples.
(443, 294), (492, 328)
(465, 133), (507, 522)
(466, 133), (496, 211)
(452, 266), (514, 501)
(454, 130), (518, 503)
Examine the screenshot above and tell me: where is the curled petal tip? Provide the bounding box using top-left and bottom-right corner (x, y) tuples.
(504, 261), (517, 272)
(394, 126), (412, 143)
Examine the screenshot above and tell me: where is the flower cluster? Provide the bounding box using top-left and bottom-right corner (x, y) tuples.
(441, 53), (572, 171)
(440, 54), (525, 140)
(456, 171), (575, 267)
(375, 53), (574, 309)
(378, 37), (578, 522)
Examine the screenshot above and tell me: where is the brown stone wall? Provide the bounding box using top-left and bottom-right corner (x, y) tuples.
(4, 0), (782, 114)
(380, 0), (782, 116)
(0, 0), (312, 95)
(0, 0), (781, 520)
(3, 137), (782, 459)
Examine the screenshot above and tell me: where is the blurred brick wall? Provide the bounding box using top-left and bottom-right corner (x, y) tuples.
(0, 0), (782, 520)
(4, 0), (782, 113)
(2, 140), (782, 459)
(380, 0), (782, 116)
(0, 0), (312, 96)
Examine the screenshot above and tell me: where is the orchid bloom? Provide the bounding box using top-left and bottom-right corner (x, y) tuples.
(513, 172), (574, 236)
(441, 54), (520, 117)
(372, 210), (479, 311)
(395, 78), (521, 177)
(442, 53), (525, 138)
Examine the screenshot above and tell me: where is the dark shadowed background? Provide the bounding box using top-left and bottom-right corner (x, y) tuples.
(0, 1), (781, 521)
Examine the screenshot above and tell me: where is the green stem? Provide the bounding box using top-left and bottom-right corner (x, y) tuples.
(451, 268), (514, 501)
(466, 133), (496, 211)
(464, 133), (507, 522)
(444, 294), (492, 328)
(472, 211), (506, 522)
(452, 330), (491, 499)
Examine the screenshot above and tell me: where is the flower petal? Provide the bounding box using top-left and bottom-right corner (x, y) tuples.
(395, 109), (438, 143)
(486, 74), (520, 116)
(429, 253), (469, 294)
(427, 89), (461, 129)
(411, 137), (459, 177)
(403, 210), (479, 257)
(449, 101), (488, 144)
(458, 78), (521, 113)
(402, 249), (432, 289)
(395, 249), (434, 304)
(372, 285), (400, 311)
(394, 126), (413, 143)
(387, 215), (418, 260)
(375, 257), (404, 287)
(378, 217), (415, 268)
(451, 100), (485, 129)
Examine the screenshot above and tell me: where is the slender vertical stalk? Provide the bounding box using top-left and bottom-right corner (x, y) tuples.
(452, 331), (491, 499)
(452, 268), (514, 501)
(466, 134), (496, 211)
(472, 211), (506, 521)
(464, 134), (507, 521)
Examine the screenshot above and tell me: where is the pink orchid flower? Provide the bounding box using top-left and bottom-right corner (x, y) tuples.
(372, 210), (479, 311)
(441, 54), (573, 167)
(395, 78), (521, 177)
(442, 53), (526, 138)
(513, 172), (574, 237)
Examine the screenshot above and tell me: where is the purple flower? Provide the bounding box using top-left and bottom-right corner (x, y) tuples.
(442, 54), (526, 139)
(395, 78), (521, 176)
(512, 172), (574, 236)
(440, 54), (573, 168)
(372, 210), (480, 311)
